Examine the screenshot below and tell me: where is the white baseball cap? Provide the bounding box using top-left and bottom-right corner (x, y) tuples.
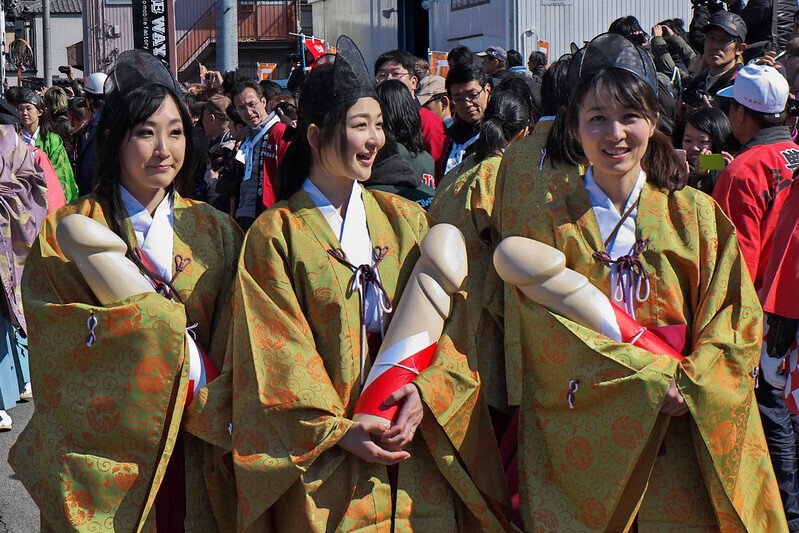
(717, 64), (789, 115)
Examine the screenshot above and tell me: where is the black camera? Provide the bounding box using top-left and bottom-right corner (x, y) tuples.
(682, 87), (713, 107)
(58, 65), (70, 74)
(786, 98), (799, 117)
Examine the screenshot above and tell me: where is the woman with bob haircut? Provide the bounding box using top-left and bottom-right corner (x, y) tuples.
(500, 33), (786, 530)
(197, 35), (509, 531)
(9, 50), (242, 531)
(675, 106), (734, 194)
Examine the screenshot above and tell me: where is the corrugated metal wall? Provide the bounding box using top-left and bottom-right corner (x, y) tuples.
(429, 0), (694, 62)
(516, 0), (694, 61)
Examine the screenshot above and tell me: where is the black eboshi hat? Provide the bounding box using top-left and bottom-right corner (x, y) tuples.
(104, 49), (183, 112)
(299, 35), (377, 125)
(568, 32), (658, 96)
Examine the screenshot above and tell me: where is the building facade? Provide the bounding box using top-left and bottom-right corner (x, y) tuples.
(82, 0), (310, 80)
(5, 0), (84, 85)
(309, 0), (694, 72)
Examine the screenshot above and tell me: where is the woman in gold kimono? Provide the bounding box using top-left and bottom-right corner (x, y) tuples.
(207, 36), (508, 531)
(429, 88), (531, 418)
(501, 33), (786, 531)
(9, 51), (242, 531)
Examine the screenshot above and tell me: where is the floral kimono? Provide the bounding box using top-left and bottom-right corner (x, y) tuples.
(9, 192), (242, 532)
(196, 181), (509, 531)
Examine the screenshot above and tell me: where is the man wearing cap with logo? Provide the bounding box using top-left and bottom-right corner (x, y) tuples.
(416, 75), (452, 128)
(712, 63), (799, 530)
(681, 11), (746, 110)
(477, 46), (508, 87)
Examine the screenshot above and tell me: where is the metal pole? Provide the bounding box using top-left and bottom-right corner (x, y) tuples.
(216, 0), (238, 72)
(43, 0), (51, 86)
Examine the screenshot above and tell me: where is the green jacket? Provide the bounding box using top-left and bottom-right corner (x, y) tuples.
(36, 130), (78, 203)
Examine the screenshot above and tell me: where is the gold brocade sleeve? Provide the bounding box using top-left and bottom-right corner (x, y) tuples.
(9, 215), (191, 532)
(674, 199), (785, 531)
(228, 216), (354, 529)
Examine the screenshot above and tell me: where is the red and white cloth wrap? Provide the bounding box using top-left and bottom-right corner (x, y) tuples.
(185, 331), (220, 406)
(575, 278), (685, 361)
(759, 322), (799, 414)
(354, 331), (437, 422)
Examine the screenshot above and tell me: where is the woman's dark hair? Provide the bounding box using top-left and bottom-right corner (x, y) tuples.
(447, 45), (473, 68)
(259, 79), (283, 101)
(506, 49), (523, 68)
(277, 62), (356, 201)
(473, 90), (529, 162)
(222, 68), (251, 96)
(674, 106), (732, 152)
(609, 16), (647, 46)
(225, 103), (247, 126)
(544, 55), (584, 167)
(445, 63), (490, 94)
(566, 68), (687, 192)
(374, 80), (425, 155)
(94, 83), (195, 246)
(540, 54), (572, 116)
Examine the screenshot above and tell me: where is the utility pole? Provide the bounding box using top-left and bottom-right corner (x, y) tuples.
(43, 0), (51, 86)
(216, 0), (237, 72)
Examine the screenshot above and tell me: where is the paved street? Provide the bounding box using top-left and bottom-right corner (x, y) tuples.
(0, 400), (37, 532)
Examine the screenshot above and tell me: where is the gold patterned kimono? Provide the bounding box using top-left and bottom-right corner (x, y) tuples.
(492, 119), (584, 409)
(429, 154), (509, 415)
(494, 142), (785, 531)
(201, 185), (509, 531)
(9, 194), (242, 532)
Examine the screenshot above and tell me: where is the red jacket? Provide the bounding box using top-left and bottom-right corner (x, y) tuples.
(760, 178), (799, 319)
(261, 122), (291, 209)
(713, 126), (798, 290)
(419, 107), (445, 181)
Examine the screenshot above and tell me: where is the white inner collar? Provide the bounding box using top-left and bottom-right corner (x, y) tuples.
(120, 186), (175, 280)
(584, 166), (646, 259)
(303, 178), (373, 267)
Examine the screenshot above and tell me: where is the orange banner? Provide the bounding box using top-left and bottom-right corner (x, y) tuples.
(428, 51), (449, 77)
(257, 62), (278, 80)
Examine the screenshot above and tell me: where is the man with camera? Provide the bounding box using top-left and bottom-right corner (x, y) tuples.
(681, 11), (747, 111)
(712, 63), (799, 530)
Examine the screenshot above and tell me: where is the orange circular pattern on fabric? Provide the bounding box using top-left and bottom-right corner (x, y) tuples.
(565, 436), (593, 471)
(533, 509), (559, 529)
(87, 395), (121, 433)
(112, 463), (137, 491)
(709, 419), (737, 456)
(41, 373), (61, 407)
(542, 332), (570, 364)
(63, 489), (95, 526)
(611, 416), (645, 450)
(133, 356), (171, 394)
(664, 487), (694, 522)
(419, 469), (448, 505)
(579, 497), (607, 529)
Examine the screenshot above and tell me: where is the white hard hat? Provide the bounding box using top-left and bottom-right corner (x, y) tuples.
(84, 72), (108, 96)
